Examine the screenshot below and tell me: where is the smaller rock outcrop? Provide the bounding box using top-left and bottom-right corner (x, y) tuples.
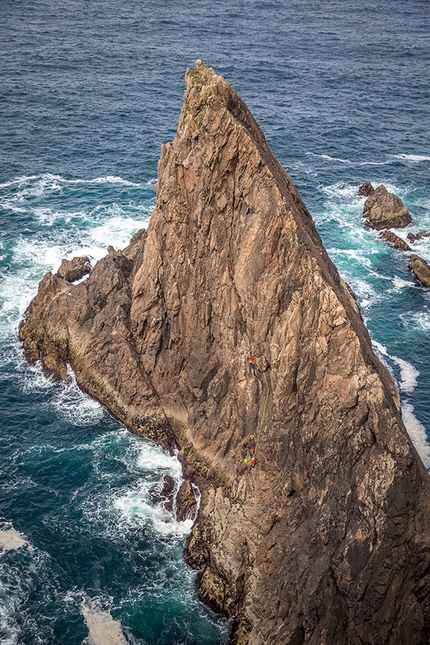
(409, 254), (430, 287)
(363, 185), (412, 230)
(56, 256), (91, 282)
(357, 182), (374, 197)
(176, 480), (198, 522)
(407, 231), (430, 243)
(380, 230), (411, 251)
(150, 475), (176, 513)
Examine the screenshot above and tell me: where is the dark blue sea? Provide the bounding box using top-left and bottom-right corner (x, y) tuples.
(1, 1), (429, 642)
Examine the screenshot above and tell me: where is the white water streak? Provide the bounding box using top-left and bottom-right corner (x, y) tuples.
(402, 403), (430, 468)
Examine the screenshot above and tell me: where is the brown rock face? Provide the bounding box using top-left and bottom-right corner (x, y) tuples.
(357, 182), (374, 197)
(56, 256), (91, 282)
(19, 62), (430, 645)
(380, 230), (411, 251)
(408, 231), (430, 243)
(363, 185), (412, 230)
(409, 254), (430, 287)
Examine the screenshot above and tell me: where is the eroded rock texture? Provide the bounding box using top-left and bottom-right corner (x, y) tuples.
(20, 62), (430, 645)
(409, 254), (430, 288)
(56, 256), (91, 283)
(380, 230), (411, 251)
(363, 185), (412, 230)
(358, 182), (374, 197)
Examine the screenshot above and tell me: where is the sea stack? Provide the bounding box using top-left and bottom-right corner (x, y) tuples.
(19, 62), (430, 645)
(362, 184), (412, 230)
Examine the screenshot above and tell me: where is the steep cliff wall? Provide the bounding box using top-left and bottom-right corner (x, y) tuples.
(20, 62), (430, 645)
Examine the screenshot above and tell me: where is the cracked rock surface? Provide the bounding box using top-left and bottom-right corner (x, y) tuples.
(19, 62), (430, 645)
(362, 185), (412, 230)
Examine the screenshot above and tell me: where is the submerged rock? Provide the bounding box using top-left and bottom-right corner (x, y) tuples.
(363, 184), (412, 230)
(357, 182), (374, 197)
(56, 256), (91, 282)
(380, 230), (411, 251)
(409, 254), (430, 287)
(19, 62), (430, 645)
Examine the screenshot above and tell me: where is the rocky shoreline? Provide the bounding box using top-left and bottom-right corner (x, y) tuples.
(20, 62), (430, 644)
(359, 182), (430, 288)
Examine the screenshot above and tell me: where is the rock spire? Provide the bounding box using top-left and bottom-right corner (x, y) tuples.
(20, 61), (430, 645)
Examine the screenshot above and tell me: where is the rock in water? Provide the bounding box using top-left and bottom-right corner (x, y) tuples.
(19, 61), (430, 644)
(363, 184), (412, 230)
(380, 230), (412, 251)
(407, 231), (430, 243)
(409, 254), (430, 287)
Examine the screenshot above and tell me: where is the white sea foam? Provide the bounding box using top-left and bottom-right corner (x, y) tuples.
(0, 173), (141, 196)
(307, 153), (390, 166)
(135, 443), (182, 478)
(371, 342), (430, 465)
(0, 175), (39, 190)
(321, 182), (363, 201)
(88, 213), (148, 255)
(394, 357), (419, 394)
(0, 206), (149, 343)
(112, 483), (193, 537)
(391, 276), (417, 291)
(52, 370), (105, 426)
(400, 310), (430, 332)
(372, 340), (419, 393)
(110, 441), (191, 536)
(0, 528), (27, 552)
(332, 248), (374, 269)
(402, 403), (430, 468)
(393, 154), (430, 163)
(78, 430), (191, 538)
(0, 536), (53, 644)
(81, 600), (127, 645)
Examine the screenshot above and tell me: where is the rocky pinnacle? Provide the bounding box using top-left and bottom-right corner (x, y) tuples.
(19, 62), (430, 645)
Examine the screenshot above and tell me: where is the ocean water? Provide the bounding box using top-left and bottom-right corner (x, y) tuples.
(1, 0), (430, 642)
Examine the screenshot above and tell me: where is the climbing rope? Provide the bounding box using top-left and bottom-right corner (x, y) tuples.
(254, 357), (270, 457)
(243, 356), (270, 467)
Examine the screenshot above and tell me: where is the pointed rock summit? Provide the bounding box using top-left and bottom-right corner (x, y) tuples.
(20, 62), (430, 644)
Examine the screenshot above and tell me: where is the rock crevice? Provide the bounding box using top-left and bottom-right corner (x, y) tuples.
(20, 61), (430, 645)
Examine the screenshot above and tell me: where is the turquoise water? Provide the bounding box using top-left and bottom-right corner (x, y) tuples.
(1, 1), (430, 642)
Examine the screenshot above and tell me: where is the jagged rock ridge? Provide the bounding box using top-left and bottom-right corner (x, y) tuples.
(20, 62), (430, 645)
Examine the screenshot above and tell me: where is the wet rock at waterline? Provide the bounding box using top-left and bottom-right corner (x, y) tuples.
(150, 474), (176, 513)
(407, 231), (430, 243)
(176, 479), (198, 522)
(363, 184), (412, 230)
(380, 230), (411, 251)
(56, 256), (91, 283)
(20, 61), (430, 645)
(409, 254), (430, 288)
